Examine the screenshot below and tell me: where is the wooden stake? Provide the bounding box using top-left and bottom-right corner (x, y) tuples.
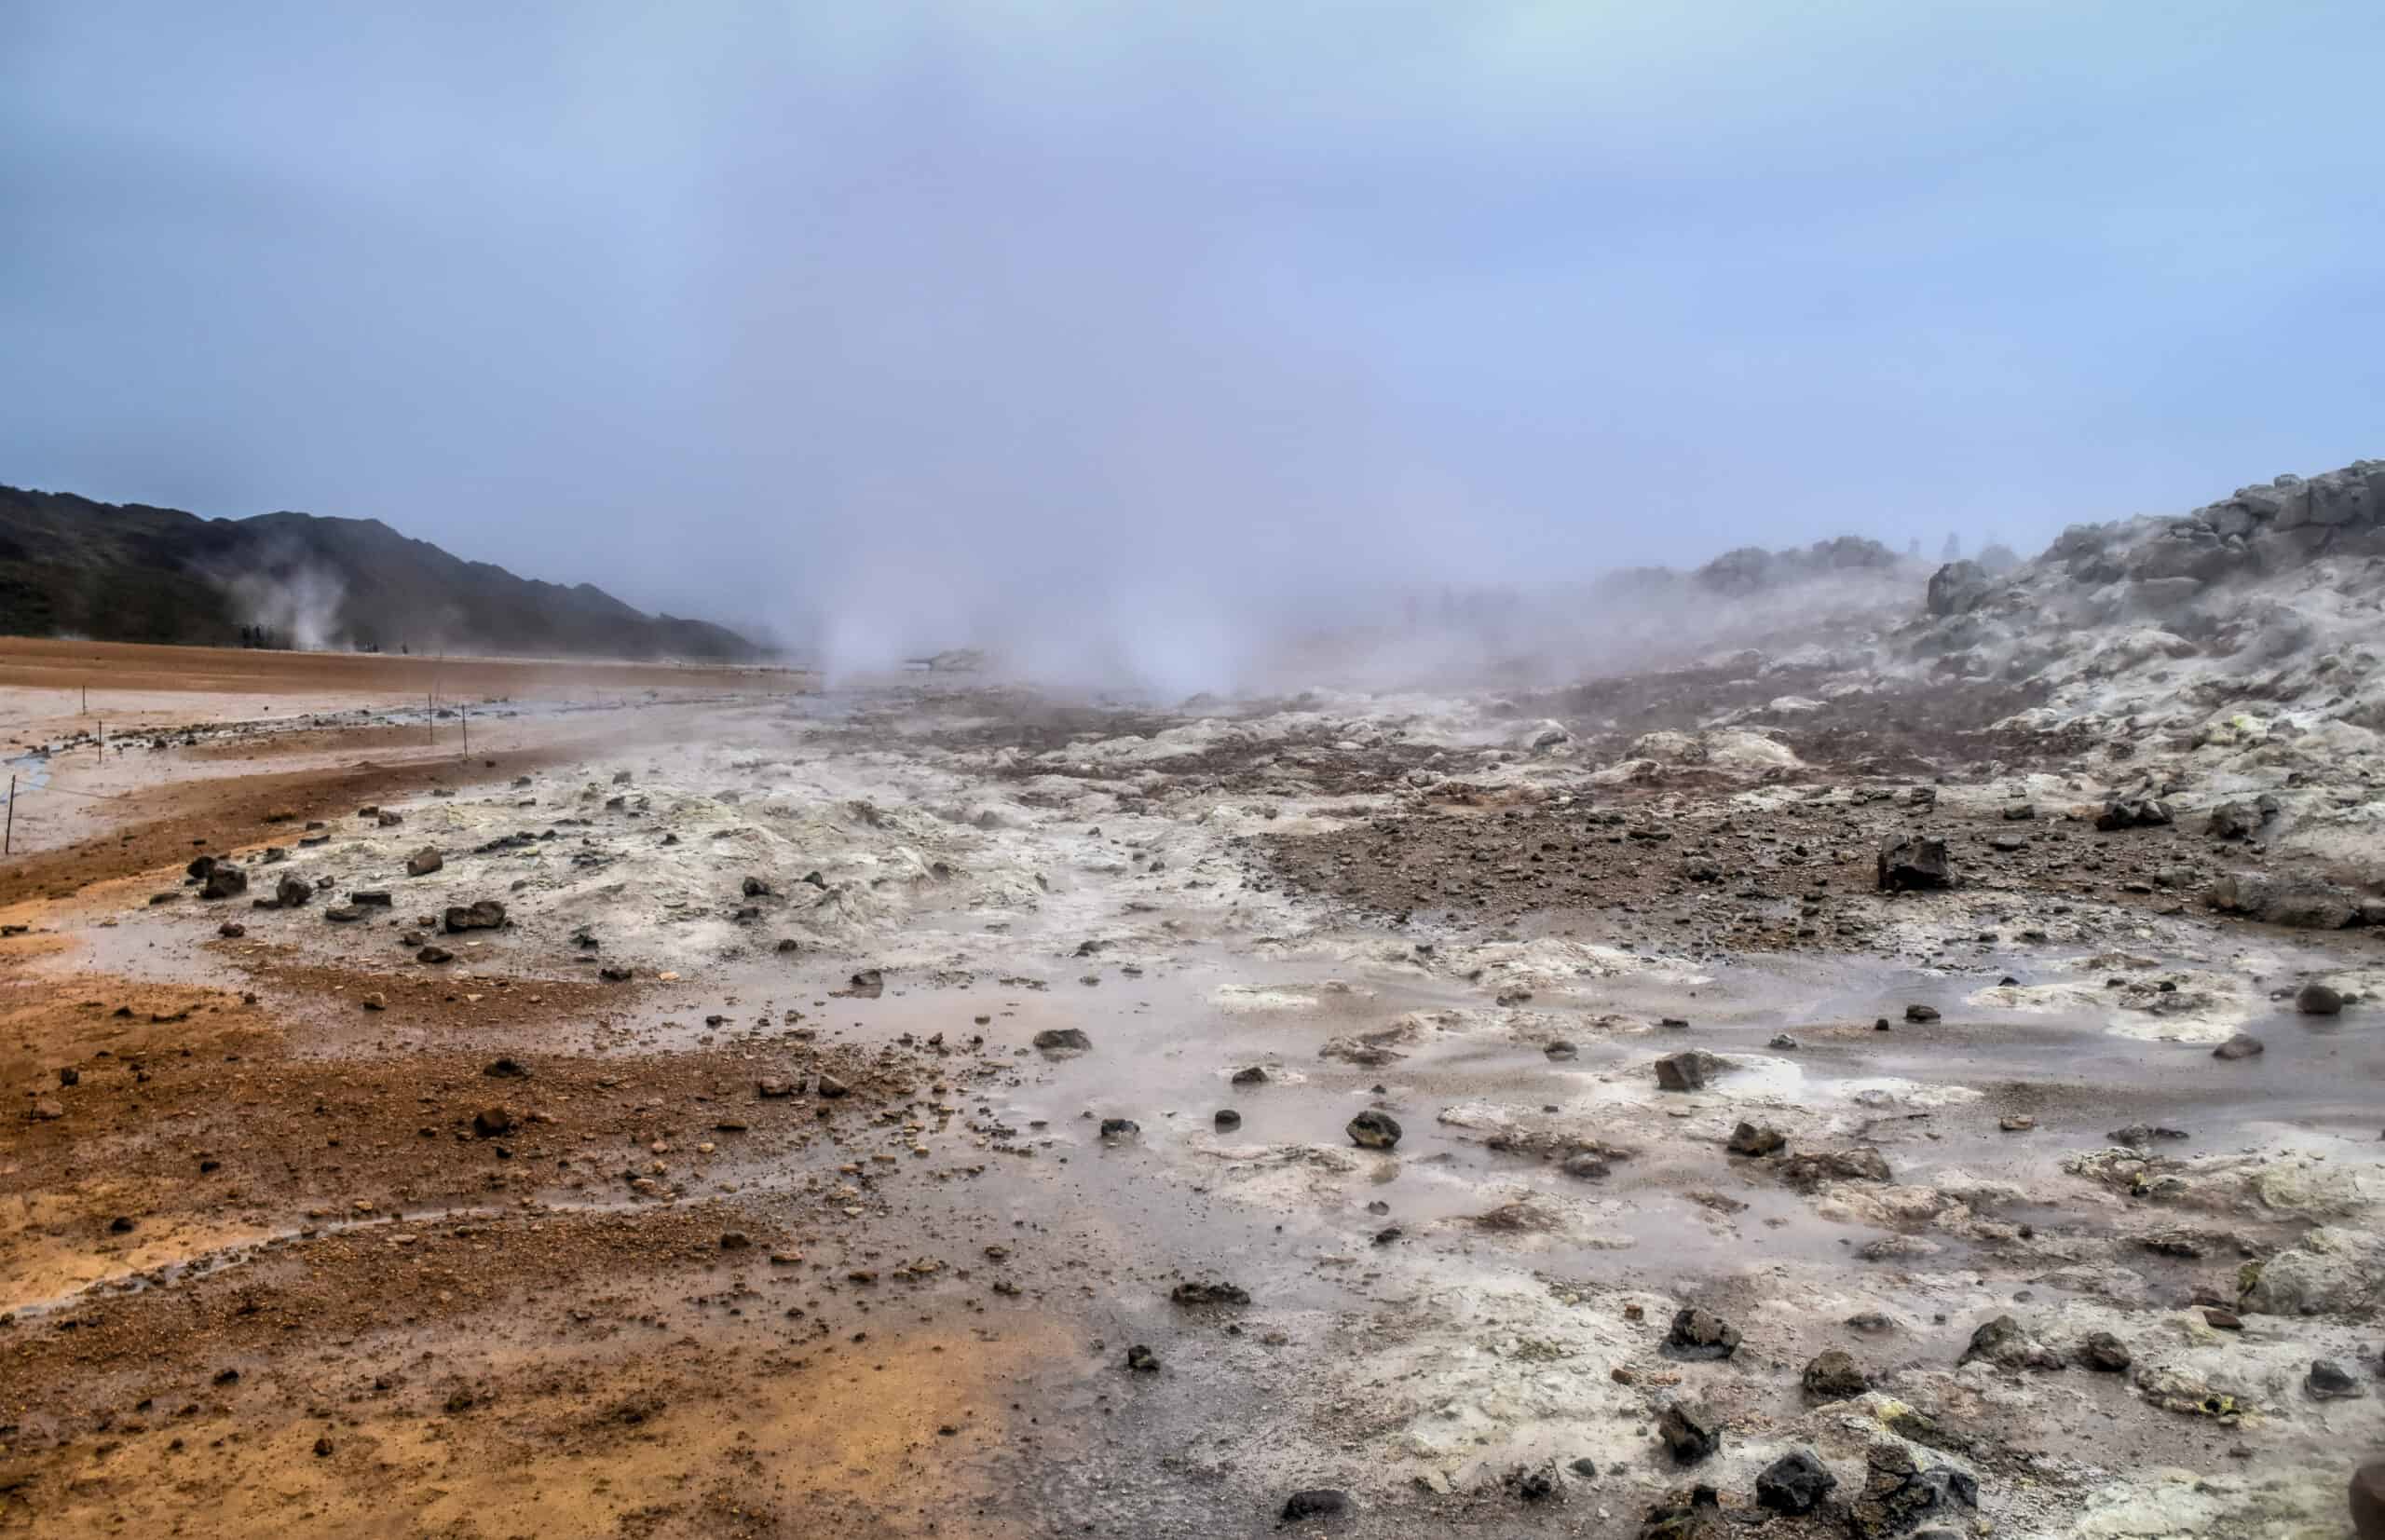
(5, 775), (14, 855)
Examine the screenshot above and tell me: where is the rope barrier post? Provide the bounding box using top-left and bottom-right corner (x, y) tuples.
(461, 702), (469, 756)
(5, 774), (13, 855)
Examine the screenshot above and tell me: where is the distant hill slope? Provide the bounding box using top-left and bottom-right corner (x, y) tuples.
(0, 485), (757, 661)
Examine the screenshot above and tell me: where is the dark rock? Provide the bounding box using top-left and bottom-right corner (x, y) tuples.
(417, 945), (453, 964)
(845, 968), (883, 996)
(2096, 795), (2173, 831)
(186, 854), (218, 880)
(1755, 1450), (1837, 1515)
(756, 1078), (794, 1097)
(1666, 1307), (1740, 1360)
(1903, 1003), (1940, 1022)
(742, 876), (772, 897)
(1169, 1281), (1249, 1307)
(1098, 1117), (1139, 1141)
(719, 1231), (751, 1250)
(348, 891), (392, 907)
(217, 920), (245, 938)
(483, 1057), (528, 1078)
(1347, 1110), (1402, 1150)
(1125, 1344), (1160, 1373)
(1925, 560), (1993, 618)
(2208, 871), (2360, 930)
(1231, 1065), (1269, 1085)
(1959, 1315), (2062, 1370)
(2207, 801), (2261, 840)
(1544, 1041), (1578, 1060)
(2077, 1331), (2133, 1372)
(443, 899), (507, 934)
(1779, 1148), (1892, 1189)
(324, 906), (364, 923)
(1214, 1109), (1242, 1130)
(1032, 1028), (1092, 1054)
(2107, 1124), (2188, 1148)
(1655, 1398), (1721, 1464)
(2297, 982), (2345, 1015)
(1802, 1349), (1867, 1400)
(1726, 1121), (1785, 1157)
(815, 1072), (850, 1098)
(2351, 1461), (2385, 1540)
(200, 864), (249, 900)
(405, 847), (444, 877)
(1847, 1444), (1977, 1540)
(2212, 1034), (2266, 1060)
(1279, 1490), (1347, 1521)
(1655, 1050), (1723, 1092)
(2308, 1359), (2361, 1399)
(472, 1106), (514, 1138)
(1876, 836), (1952, 893)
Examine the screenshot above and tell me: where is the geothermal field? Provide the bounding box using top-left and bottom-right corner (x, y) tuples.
(6, 464), (2385, 1540)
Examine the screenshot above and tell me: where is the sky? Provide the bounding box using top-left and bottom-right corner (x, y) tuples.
(4, 2), (2381, 668)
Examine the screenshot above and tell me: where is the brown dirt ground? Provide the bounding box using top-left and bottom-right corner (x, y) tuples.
(0, 636), (809, 702)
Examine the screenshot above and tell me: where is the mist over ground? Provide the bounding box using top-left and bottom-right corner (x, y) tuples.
(4, 3), (2380, 683)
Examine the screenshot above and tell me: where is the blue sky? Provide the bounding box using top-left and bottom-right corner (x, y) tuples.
(4, 2), (2379, 649)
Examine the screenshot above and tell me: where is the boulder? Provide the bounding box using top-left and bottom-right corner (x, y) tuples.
(1347, 1110), (1402, 1150)
(1726, 1121), (1786, 1157)
(2076, 1331), (2133, 1372)
(200, 864), (249, 900)
(1655, 1398), (1721, 1464)
(1847, 1444), (1977, 1540)
(1779, 1148), (1892, 1189)
(1801, 1349), (1867, 1400)
(1656, 1051), (1724, 1092)
(405, 847), (444, 877)
(2296, 982), (2344, 1016)
(1755, 1450), (1836, 1516)
(1876, 836), (1952, 893)
(2096, 796), (2173, 831)
(1666, 1307), (1740, 1361)
(443, 900), (507, 934)
(2212, 1033), (2265, 1060)
(1032, 1028), (1091, 1054)
(1925, 561), (1993, 618)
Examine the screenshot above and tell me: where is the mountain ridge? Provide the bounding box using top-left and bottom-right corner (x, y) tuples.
(0, 485), (758, 661)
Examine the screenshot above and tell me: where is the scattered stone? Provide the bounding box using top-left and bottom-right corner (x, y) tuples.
(1847, 1444), (1977, 1540)
(1779, 1148), (1892, 1189)
(1655, 1398), (1721, 1464)
(2202, 1307), (2242, 1331)
(217, 920), (245, 939)
(2107, 1123), (2189, 1148)
(2308, 1359), (2361, 1399)
(1801, 1349), (1867, 1400)
(1876, 835), (1952, 892)
(1347, 1110), (1401, 1150)
(1755, 1450), (1837, 1516)
(1125, 1344), (1159, 1373)
(815, 1072), (850, 1099)
(719, 1231), (751, 1250)
(405, 847), (444, 877)
(1655, 1050), (1723, 1092)
(1098, 1117), (1139, 1141)
(416, 945), (453, 964)
(1903, 1003), (1940, 1022)
(200, 865), (249, 900)
(1958, 1315), (2062, 1370)
(1033, 1028), (1092, 1055)
(1213, 1109), (1241, 1129)
(472, 1107), (514, 1138)
(1767, 1032), (1799, 1049)
(1666, 1307), (1741, 1360)
(1279, 1490), (1347, 1521)
(1169, 1281), (1249, 1308)
(1998, 1115), (2035, 1132)
(443, 900), (507, 934)
(1544, 1041), (1577, 1060)
(2212, 1034), (2265, 1060)
(2297, 982), (2345, 1015)
(2096, 795), (2173, 831)
(483, 1058), (528, 1079)
(1231, 1065), (1268, 1085)
(1726, 1121), (1785, 1157)
(2077, 1331), (2133, 1372)
(1560, 1152), (1611, 1179)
